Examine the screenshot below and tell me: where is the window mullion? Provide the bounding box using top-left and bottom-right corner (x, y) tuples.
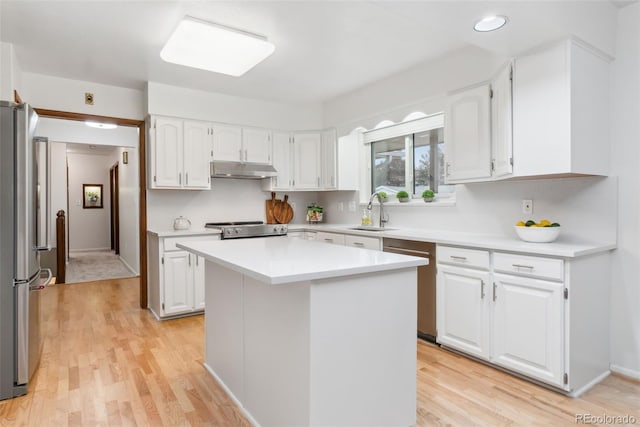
(406, 134), (414, 196)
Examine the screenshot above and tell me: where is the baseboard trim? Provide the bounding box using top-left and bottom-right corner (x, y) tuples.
(203, 363), (260, 427)
(119, 256), (138, 275)
(568, 370), (610, 398)
(611, 364), (640, 380)
(69, 247), (111, 253)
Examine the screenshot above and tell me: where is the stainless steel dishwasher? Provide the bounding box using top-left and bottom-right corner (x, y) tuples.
(383, 238), (436, 342)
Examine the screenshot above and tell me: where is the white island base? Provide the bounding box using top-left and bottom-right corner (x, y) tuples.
(203, 261), (417, 427)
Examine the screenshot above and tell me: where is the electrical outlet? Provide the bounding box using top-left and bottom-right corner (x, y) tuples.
(522, 199), (533, 215)
(84, 92), (94, 105)
(348, 201), (356, 212)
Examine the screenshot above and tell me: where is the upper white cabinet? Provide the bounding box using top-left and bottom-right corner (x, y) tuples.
(242, 128), (272, 164)
(212, 125), (272, 164)
(149, 116), (211, 190)
(512, 39), (610, 178)
(264, 128), (344, 192)
(212, 124), (242, 162)
(444, 84), (492, 183)
(293, 132), (322, 189)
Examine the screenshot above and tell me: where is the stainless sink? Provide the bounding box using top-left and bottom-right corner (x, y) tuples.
(348, 226), (396, 232)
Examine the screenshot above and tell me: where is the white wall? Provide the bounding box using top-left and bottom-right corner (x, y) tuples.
(67, 152), (114, 252)
(609, 4), (640, 379)
(20, 72), (145, 120)
(147, 81), (324, 130)
(0, 42), (21, 101)
(115, 147), (140, 274)
(38, 118), (139, 148)
(49, 142), (68, 249)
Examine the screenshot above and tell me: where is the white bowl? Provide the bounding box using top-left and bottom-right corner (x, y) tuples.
(514, 225), (561, 243)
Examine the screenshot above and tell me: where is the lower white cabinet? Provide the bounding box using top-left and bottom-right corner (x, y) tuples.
(315, 231), (345, 245)
(148, 232), (218, 319)
(437, 244), (611, 395)
(344, 234), (382, 251)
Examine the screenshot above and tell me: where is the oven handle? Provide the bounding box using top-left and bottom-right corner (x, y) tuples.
(383, 246), (431, 258)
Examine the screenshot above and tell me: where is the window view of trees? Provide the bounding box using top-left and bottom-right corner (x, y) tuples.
(371, 126), (453, 197)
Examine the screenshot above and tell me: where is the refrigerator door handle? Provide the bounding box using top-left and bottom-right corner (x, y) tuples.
(34, 136), (50, 251)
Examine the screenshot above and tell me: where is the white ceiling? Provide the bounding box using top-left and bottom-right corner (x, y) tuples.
(0, 1), (621, 104)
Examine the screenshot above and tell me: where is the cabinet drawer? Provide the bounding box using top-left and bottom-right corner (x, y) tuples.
(437, 246), (490, 270)
(315, 232), (345, 245)
(493, 252), (564, 281)
(344, 235), (381, 250)
(163, 234), (219, 252)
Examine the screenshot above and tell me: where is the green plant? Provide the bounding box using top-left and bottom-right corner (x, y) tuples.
(377, 191), (387, 199)
(421, 189), (435, 199)
(86, 191), (99, 199)
(396, 190), (409, 199)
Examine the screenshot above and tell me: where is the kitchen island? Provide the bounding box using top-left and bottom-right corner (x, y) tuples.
(177, 237), (427, 427)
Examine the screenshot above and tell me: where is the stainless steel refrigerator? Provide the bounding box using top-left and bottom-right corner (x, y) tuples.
(0, 101), (52, 400)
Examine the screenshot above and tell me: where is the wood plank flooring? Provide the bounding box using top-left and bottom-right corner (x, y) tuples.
(1, 277), (638, 426)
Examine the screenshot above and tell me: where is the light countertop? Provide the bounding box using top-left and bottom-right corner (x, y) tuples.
(177, 238), (427, 285)
(288, 224), (616, 258)
(147, 228), (221, 238)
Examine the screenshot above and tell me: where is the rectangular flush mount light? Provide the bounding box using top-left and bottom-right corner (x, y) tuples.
(160, 16), (275, 77)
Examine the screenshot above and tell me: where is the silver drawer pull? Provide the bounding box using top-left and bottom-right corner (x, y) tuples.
(512, 264), (534, 270)
(353, 242), (365, 246)
(450, 255), (467, 261)
(324, 239), (333, 242)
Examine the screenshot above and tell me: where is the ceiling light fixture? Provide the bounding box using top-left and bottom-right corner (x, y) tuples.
(160, 16), (275, 77)
(474, 15), (508, 32)
(85, 121), (118, 130)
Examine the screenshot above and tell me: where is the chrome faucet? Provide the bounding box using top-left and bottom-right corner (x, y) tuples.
(367, 192), (389, 228)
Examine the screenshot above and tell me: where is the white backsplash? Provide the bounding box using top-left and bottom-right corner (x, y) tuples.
(318, 176), (617, 244)
(146, 179), (319, 231)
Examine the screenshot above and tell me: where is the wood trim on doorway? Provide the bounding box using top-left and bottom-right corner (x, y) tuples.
(35, 108), (148, 308)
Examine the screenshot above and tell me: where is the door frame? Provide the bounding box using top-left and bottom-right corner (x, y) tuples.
(110, 162), (120, 255)
(34, 108), (148, 308)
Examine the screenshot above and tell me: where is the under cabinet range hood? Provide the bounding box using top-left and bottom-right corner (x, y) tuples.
(210, 161), (277, 179)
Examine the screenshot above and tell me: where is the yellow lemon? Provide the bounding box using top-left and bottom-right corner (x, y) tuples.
(516, 221), (525, 226)
(540, 219), (551, 226)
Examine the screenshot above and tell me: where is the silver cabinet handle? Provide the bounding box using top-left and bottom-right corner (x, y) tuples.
(493, 282), (497, 302)
(186, 172), (189, 185)
(244, 149), (248, 161)
(324, 238), (333, 242)
(353, 242), (365, 247)
(446, 162), (451, 177)
(179, 173), (182, 185)
(481, 280), (485, 299)
(512, 264), (534, 270)
(196, 256), (199, 266)
(450, 255), (467, 261)
(317, 176), (320, 187)
(239, 149), (243, 161)
(188, 254), (191, 266)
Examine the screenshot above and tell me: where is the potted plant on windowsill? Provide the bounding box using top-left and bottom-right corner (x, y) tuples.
(421, 189), (435, 202)
(396, 190), (410, 203)
(377, 191), (388, 203)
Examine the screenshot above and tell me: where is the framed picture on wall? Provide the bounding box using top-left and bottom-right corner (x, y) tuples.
(83, 184), (103, 209)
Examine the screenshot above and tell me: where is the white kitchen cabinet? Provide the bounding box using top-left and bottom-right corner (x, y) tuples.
(287, 231), (317, 241)
(321, 129), (337, 189)
(490, 62), (514, 178)
(212, 124), (243, 162)
(436, 244), (611, 395)
(444, 84), (492, 183)
(315, 231), (345, 245)
(512, 39), (610, 178)
(492, 273), (564, 387)
(149, 116), (211, 190)
(344, 234), (381, 250)
(436, 250), (491, 360)
(147, 232), (218, 319)
(242, 127), (272, 164)
(270, 132), (292, 190)
(293, 132), (322, 189)
(183, 120), (213, 188)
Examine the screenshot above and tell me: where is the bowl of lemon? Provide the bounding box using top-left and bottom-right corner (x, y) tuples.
(514, 219), (561, 243)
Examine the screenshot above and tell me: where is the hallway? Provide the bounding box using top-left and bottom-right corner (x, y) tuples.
(65, 251), (136, 284)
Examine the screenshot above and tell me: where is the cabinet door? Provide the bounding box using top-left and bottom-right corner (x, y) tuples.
(444, 84), (491, 183)
(292, 132), (321, 189)
(492, 273), (564, 387)
(271, 132), (291, 190)
(491, 62), (514, 178)
(193, 255), (205, 311)
(153, 117), (184, 188)
(321, 129), (337, 189)
(315, 231), (345, 245)
(212, 124), (242, 162)
(344, 235), (380, 250)
(163, 251), (194, 316)
(183, 120), (212, 189)
(436, 264), (491, 360)
(243, 128), (272, 164)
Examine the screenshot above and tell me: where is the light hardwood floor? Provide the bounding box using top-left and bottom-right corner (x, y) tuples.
(0, 278), (638, 426)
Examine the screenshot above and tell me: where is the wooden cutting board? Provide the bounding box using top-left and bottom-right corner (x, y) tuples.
(275, 194), (294, 224)
(266, 192), (278, 224)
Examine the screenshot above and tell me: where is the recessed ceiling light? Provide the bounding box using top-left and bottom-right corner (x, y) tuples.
(474, 15), (508, 32)
(160, 16), (275, 77)
(85, 121), (117, 130)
